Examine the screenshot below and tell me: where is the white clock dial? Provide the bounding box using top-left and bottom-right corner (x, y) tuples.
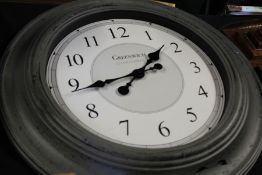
(46, 19), (224, 148)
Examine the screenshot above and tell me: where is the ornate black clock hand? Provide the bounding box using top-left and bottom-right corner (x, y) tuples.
(121, 44), (164, 81)
(73, 45), (164, 92)
(83, 71), (136, 89)
(74, 67), (148, 92)
(118, 63), (163, 95)
(117, 77), (136, 95)
(143, 44), (164, 69)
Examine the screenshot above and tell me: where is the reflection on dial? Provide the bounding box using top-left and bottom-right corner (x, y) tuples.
(46, 19), (224, 148)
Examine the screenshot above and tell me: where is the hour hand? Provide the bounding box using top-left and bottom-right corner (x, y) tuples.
(146, 45), (164, 65)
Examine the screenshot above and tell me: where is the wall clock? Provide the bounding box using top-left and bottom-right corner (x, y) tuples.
(1, 0), (262, 174)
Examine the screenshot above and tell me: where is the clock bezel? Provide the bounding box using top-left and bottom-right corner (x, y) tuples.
(35, 5), (245, 166)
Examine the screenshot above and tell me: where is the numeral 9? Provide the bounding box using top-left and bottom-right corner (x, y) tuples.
(68, 78), (79, 92)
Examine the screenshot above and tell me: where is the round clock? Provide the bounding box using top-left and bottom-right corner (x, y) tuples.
(1, 0), (261, 175)
(46, 18), (225, 148)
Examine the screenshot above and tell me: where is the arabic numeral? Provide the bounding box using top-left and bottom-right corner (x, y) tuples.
(158, 121), (170, 137)
(109, 27), (130, 39)
(68, 78), (79, 92)
(84, 36), (98, 47)
(66, 54), (84, 67)
(86, 104), (99, 118)
(145, 30), (152, 40)
(170, 42), (182, 53)
(190, 62), (201, 73)
(187, 108), (197, 122)
(119, 120), (129, 136)
(199, 85), (208, 97)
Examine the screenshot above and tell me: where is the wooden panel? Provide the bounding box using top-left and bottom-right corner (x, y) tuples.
(223, 19), (262, 67)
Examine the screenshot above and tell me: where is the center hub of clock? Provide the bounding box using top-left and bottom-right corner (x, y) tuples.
(91, 43), (184, 113)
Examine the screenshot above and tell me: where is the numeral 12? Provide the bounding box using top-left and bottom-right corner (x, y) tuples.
(109, 27), (129, 39)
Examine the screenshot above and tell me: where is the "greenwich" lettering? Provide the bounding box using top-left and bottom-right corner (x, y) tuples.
(112, 53), (146, 60)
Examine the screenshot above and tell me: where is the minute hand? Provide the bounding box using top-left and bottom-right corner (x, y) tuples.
(83, 69), (139, 89)
(74, 45), (164, 91)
